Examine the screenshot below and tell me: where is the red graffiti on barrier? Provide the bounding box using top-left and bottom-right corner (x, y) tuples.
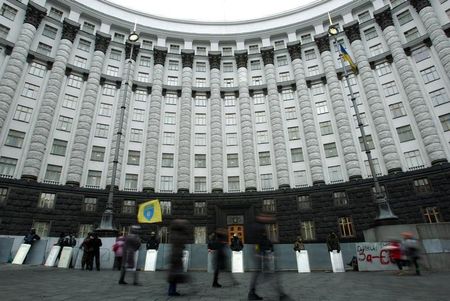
(357, 246), (392, 265)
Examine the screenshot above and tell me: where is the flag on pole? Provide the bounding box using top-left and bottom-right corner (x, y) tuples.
(339, 44), (358, 75)
(137, 199), (162, 223)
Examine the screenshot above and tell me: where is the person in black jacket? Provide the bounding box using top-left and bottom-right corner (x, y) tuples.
(24, 228), (40, 245)
(230, 234), (244, 252)
(91, 233), (102, 271)
(211, 228), (227, 288)
(326, 232), (340, 253)
(146, 232), (160, 250)
(167, 219), (190, 296)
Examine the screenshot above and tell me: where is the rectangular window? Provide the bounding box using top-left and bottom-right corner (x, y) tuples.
(102, 83), (116, 97)
(167, 76), (178, 86)
(338, 217), (354, 237)
(194, 177), (207, 192)
(412, 47), (430, 63)
(113, 33), (125, 43)
(82, 22), (95, 34)
(279, 72), (290, 81)
(67, 74), (83, 89)
(261, 174), (273, 190)
(265, 224), (279, 243)
(304, 49), (316, 60)
(389, 102), (406, 118)
(195, 113), (206, 125)
(137, 72), (150, 82)
(369, 44), (384, 56)
(404, 27), (420, 42)
(255, 111), (266, 123)
(359, 135), (375, 150)
(0, 157), (17, 177)
(439, 114), (450, 132)
(288, 126), (300, 140)
(249, 44), (259, 53)
(196, 47), (206, 55)
(168, 60), (179, 71)
(78, 39), (91, 52)
(110, 49), (122, 61)
(38, 193), (56, 209)
(308, 65), (319, 76)
(252, 76), (263, 85)
(194, 201), (207, 216)
(228, 176), (240, 192)
(44, 165), (62, 183)
(49, 7), (63, 21)
(274, 40), (285, 49)
(169, 44), (180, 54)
(195, 133), (207, 146)
(1, 4), (18, 20)
(324, 142), (338, 158)
(164, 112), (176, 124)
(142, 40), (153, 50)
(140, 56), (151, 67)
(124, 174), (138, 190)
(37, 41), (52, 55)
(222, 47), (233, 56)
(311, 83), (324, 95)
(301, 221), (315, 240)
(298, 195), (311, 210)
(122, 200), (136, 214)
(253, 93), (265, 105)
(333, 191), (348, 206)
(160, 177), (173, 192)
(130, 128), (143, 142)
(294, 170), (308, 187)
(382, 81), (399, 97)
(86, 170), (101, 187)
(250, 60), (261, 70)
(396, 125), (415, 142)
(33, 221), (50, 237)
(421, 66), (440, 83)
(224, 94), (236, 106)
(301, 34), (312, 43)
(0, 187), (8, 205)
(224, 78), (234, 87)
(99, 103), (113, 117)
(358, 11), (371, 23)
(29, 62), (46, 78)
(133, 108), (145, 122)
(414, 178), (432, 193)
(90, 146), (105, 162)
(196, 62), (206, 72)
(134, 90), (146, 102)
(259, 151), (271, 166)
(195, 95), (207, 107)
(5, 130), (25, 148)
(83, 197), (97, 212)
(320, 121), (333, 136)
(291, 148), (304, 162)
(51, 139), (67, 156)
(127, 150), (140, 165)
(423, 207), (442, 223)
(163, 132), (175, 145)
(13, 105), (33, 122)
(262, 199), (276, 213)
(165, 92), (178, 105)
(256, 130), (269, 144)
(42, 24), (58, 39)
(195, 78), (206, 87)
(404, 150), (425, 170)
(159, 226), (169, 243)
(281, 89), (294, 101)
(364, 158), (382, 177)
(329, 165), (343, 183)
(277, 55), (288, 66)
(22, 82), (39, 99)
(194, 227), (207, 244)
(375, 62), (391, 76)
(225, 113), (236, 125)
(195, 154), (206, 168)
(223, 62), (234, 72)
(285, 107), (296, 119)
(430, 88), (449, 106)
(397, 10), (413, 25)
(227, 153), (239, 168)
(364, 27), (378, 40)
(316, 101), (328, 114)
(95, 123), (109, 138)
(74, 56), (87, 68)
(226, 133), (238, 146)
(161, 153), (174, 168)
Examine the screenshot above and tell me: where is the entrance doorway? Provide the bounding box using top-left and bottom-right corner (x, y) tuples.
(227, 225), (244, 245)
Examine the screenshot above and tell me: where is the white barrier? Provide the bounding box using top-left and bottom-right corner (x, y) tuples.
(57, 247), (73, 268)
(231, 251), (244, 273)
(330, 251), (345, 273)
(182, 250), (189, 272)
(12, 244), (31, 265)
(296, 250), (311, 273)
(144, 249), (158, 271)
(44, 246), (61, 267)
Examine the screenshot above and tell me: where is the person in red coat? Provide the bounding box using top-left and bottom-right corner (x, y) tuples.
(387, 239), (404, 271)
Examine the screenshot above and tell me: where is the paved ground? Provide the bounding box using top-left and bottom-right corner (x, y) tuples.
(0, 265), (449, 301)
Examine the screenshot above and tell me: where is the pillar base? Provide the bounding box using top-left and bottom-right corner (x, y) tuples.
(245, 187), (257, 192)
(65, 181), (80, 187)
(21, 175), (37, 181)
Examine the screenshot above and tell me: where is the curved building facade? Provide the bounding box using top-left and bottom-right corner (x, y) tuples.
(0, 0), (449, 243)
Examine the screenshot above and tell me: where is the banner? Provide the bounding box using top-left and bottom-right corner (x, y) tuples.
(355, 242), (397, 271)
(137, 199), (162, 223)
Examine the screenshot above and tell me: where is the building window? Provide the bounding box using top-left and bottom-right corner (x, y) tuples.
(257, 130), (269, 144)
(29, 62), (46, 78)
(224, 78), (234, 87)
(195, 154), (206, 168)
(78, 39), (91, 52)
(320, 121), (333, 136)
(259, 151), (271, 166)
(227, 153), (239, 168)
(413, 178), (432, 193)
(280, 89), (293, 101)
(195, 133), (207, 146)
(48, 7), (63, 20)
(130, 128), (143, 142)
(83, 197), (97, 212)
(225, 113), (236, 125)
(226, 133), (237, 146)
(67, 74), (83, 89)
(196, 47), (206, 55)
(194, 201), (207, 216)
(132, 108), (145, 122)
(421, 66), (440, 84)
(0, 157), (17, 177)
(127, 150), (140, 165)
(33, 222), (50, 237)
(423, 207), (442, 223)
(255, 111), (266, 123)
(223, 62), (234, 72)
(163, 132), (175, 145)
(142, 40), (153, 50)
(430, 88), (449, 107)
(0, 187), (8, 205)
(316, 101), (328, 114)
(194, 177), (207, 192)
(308, 65), (319, 76)
(298, 195), (311, 210)
(195, 113), (206, 125)
(78, 224), (93, 238)
(274, 40), (285, 49)
(324, 143), (338, 158)
(224, 94), (236, 106)
(250, 60), (261, 70)
(13, 105), (33, 123)
(329, 165), (343, 183)
(51, 139), (67, 156)
(169, 44), (180, 54)
(113, 33), (125, 43)
(196, 62), (206, 72)
(168, 60), (179, 71)
(288, 126), (300, 140)
(160, 176), (173, 192)
(108, 49), (122, 62)
(159, 226), (169, 243)
(82, 22), (95, 34)
(91, 146), (105, 162)
(38, 193), (56, 209)
(294, 170), (308, 187)
(1, 4), (18, 20)
(194, 227), (207, 244)
(364, 158), (382, 177)
(102, 84), (116, 97)
(165, 92), (178, 105)
(249, 44), (259, 53)
(389, 102), (406, 118)
(43, 24), (58, 39)
(382, 81), (399, 97)
(22, 82), (39, 99)
(252, 76), (263, 85)
(124, 174), (138, 190)
(338, 217), (355, 237)
(277, 55), (288, 66)
(265, 224), (279, 243)
(161, 153), (174, 168)
(196, 78), (207, 87)
(358, 11), (371, 23)
(86, 170), (101, 187)
(396, 125), (415, 142)
(134, 90), (146, 102)
(222, 47), (233, 56)
(304, 49), (316, 60)
(74, 56), (87, 68)
(164, 112), (176, 124)
(439, 113), (450, 132)
(359, 135), (375, 151)
(95, 123), (109, 138)
(139, 56), (151, 67)
(137, 72), (150, 82)
(375, 62), (391, 76)
(412, 47), (430, 63)
(36, 41), (52, 55)
(159, 201), (171, 215)
(364, 27), (378, 40)
(301, 221), (315, 240)
(311, 83), (324, 95)
(397, 9), (413, 24)
(5, 130), (25, 148)
(279, 72), (290, 81)
(369, 44), (384, 56)
(291, 148), (304, 163)
(122, 200), (136, 214)
(228, 176), (240, 192)
(253, 93), (265, 105)
(262, 199), (276, 213)
(261, 174), (273, 190)
(56, 115), (72, 132)
(167, 76), (178, 86)
(404, 27), (420, 42)
(301, 34), (312, 43)
(404, 150), (424, 170)
(333, 191), (348, 206)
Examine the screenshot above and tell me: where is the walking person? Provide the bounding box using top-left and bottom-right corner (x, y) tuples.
(211, 228), (227, 288)
(146, 231), (160, 250)
(402, 232), (421, 275)
(91, 233), (102, 271)
(112, 233), (125, 271)
(118, 226), (142, 285)
(167, 219), (190, 296)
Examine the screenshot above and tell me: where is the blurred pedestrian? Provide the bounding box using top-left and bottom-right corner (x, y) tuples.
(211, 228), (229, 288)
(402, 232), (421, 275)
(118, 226), (142, 285)
(91, 233), (102, 271)
(167, 219), (190, 296)
(385, 239), (404, 273)
(112, 233), (125, 270)
(80, 233), (94, 270)
(146, 231), (160, 250)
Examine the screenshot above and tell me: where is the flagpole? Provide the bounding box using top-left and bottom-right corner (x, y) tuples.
(327, 24), (397, 222)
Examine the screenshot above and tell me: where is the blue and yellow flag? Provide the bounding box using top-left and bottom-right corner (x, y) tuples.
(339, 44), (358, 75)
(137, 199), (162, 223)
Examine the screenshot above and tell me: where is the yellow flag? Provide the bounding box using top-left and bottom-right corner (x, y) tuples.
(137, 199), (162, 223)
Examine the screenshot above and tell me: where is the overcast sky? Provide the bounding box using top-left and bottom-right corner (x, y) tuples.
(107, 0), (319, 22)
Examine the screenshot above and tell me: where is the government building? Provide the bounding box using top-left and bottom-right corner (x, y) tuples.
(0, 0), (449, 244)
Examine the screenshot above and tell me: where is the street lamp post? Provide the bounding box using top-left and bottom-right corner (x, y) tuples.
(328, 24), (398, 222)
(97, 29), (140, 236)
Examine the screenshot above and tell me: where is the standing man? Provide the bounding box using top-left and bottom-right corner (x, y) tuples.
(146, 231), (160, 250)
(326, 232), (340, 253)
(230, 233), (243, 251)
(64, 232), (77, 268)
(91, 233), (102, 271)
(118, 226), (142, 285)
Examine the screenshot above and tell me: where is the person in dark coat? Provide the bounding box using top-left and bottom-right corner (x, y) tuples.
(91, 233), (102, 271)
(119, 226), (142, 285)
(326, 232), (340, 253)
(293, 236), (305, 252)
(80, 233), (94, 270)
(55, 232), (66, 260)
(24, 228), (40, 245)
(146, 232), (160, 250)
(230, 234), (244, 251)
(167, 219), (190, 296)
(64, 232), (77, 268)
(211, 228), (228, 288)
